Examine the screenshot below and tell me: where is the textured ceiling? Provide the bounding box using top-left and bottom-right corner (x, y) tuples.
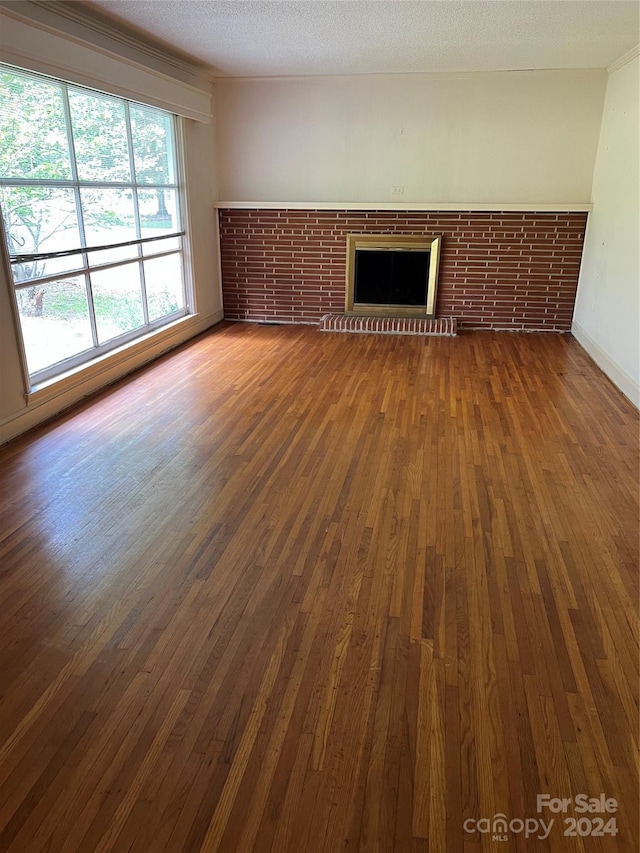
(89, 1), (639, 77)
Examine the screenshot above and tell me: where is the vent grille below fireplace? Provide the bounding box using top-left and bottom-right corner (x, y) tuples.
(318, 314), (457, 336)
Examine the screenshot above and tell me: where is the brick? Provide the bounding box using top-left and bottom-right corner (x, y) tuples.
(218, 209), (586, 327)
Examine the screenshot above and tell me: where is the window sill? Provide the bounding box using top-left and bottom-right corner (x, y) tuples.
(26, 312), (200, 407)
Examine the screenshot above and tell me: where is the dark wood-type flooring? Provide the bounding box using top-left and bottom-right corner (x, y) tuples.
(0, 323), (638, 852)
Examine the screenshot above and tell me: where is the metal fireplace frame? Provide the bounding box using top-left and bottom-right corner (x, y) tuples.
(345, 233), (442, 318)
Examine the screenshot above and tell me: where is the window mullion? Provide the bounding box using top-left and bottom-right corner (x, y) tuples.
(82, 270), (100, 347)
(123, 102), (150, 326)
(13, 247), (181, 289)
(0, 179), (179, 190)
(61, 86), (99, 347)
(173, 117), (189, 313)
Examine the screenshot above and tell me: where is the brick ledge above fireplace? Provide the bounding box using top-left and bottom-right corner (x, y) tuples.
(215, 201), (593, 212)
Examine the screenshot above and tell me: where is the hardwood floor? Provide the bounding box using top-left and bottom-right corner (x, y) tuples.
(0, 323), (637, 852)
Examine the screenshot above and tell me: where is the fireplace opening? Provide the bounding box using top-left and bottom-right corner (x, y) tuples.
(355, 249), (431, 307)
(346, 234), (441, 318)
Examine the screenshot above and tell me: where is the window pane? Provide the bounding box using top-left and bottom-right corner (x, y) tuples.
(0, 62), (188, 382)
(68, 89), (131, 182)
(80, 188), (137, 265)
(130, 104), (176, 185)
(0, 70), (72, 180)
(16, 277), (93, 374)
(139, 188), (180, 254)
(144, 254), (184, 321)
(91, 263), (144, 344)
(0, 186), (81, 282)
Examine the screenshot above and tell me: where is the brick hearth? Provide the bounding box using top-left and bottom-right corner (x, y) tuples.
(218, 209), (588, 331)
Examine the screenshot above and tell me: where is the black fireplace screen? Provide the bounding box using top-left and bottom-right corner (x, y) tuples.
(354, 249), (431, 307)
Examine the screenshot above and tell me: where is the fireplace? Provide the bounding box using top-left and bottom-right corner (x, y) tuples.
(346, 234), (441, 318)
(219, 209), (589, 331)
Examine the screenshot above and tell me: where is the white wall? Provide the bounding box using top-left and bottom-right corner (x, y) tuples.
(216, 70), (606, 204)
(0, 10), (222, 443)
(572, 52), (639, 407)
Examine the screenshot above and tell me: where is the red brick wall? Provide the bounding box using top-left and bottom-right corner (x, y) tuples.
(219, 209), (587, 330)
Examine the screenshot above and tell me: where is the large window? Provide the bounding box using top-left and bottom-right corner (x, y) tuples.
(0, 66), (189, 382)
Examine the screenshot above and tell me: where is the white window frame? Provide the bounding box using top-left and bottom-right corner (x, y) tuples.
(0, 64), (195, 387)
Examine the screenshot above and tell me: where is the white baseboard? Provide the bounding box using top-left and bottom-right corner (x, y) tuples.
(571, 320), (640, 409)
(0, 309), (224, 445)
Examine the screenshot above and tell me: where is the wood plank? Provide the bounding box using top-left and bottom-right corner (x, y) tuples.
(0, 323), (636, 852)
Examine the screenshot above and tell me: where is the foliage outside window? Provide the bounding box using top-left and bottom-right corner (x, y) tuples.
(0, 65), (188, 382)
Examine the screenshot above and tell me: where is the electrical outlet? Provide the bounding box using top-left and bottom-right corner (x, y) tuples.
(392, 185), (405, 195)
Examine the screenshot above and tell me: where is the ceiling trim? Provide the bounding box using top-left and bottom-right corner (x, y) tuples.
(607, 44), (640, 74)
(212, 67), (602, 84)
(214, 201), (593, 213)
(0, 9), (212, 121)
(29, 0), (218, 81)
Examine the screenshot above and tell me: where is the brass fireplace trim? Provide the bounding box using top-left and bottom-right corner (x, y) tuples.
(345, 233), (442, 318)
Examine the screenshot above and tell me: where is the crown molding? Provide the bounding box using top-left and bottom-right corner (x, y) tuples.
(607, 44), (640, 74)
(2, 1), (219, 84)
(0, 9), (212, 121)
(215, 67), (604, 85)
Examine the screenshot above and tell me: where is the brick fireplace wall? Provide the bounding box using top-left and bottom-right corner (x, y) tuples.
(219, 209), (588, 330)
